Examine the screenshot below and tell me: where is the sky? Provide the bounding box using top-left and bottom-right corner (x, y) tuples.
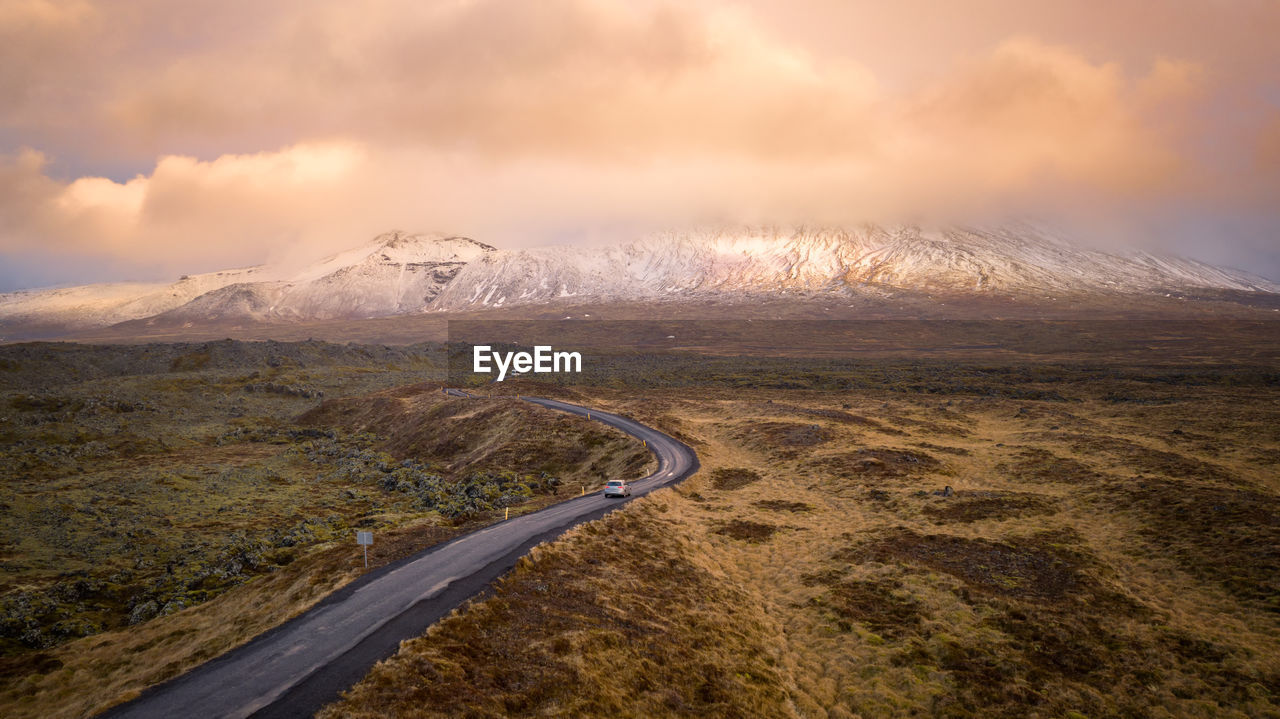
(1, 0), (1278, 290)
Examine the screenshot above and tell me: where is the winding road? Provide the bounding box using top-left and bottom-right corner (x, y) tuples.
(103, 394), (699, 719)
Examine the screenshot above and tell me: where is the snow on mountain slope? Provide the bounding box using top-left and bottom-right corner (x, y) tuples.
(2, 225), (1274, 336)
(261, 232), (494, 320)
(0, 232), (495, 330)
(149, 231), (495, 322)
(0, 266), (268, 331)
(427, 225), (1278, 310)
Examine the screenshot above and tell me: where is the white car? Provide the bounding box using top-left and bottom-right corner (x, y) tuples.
(603, 479), (631, 498)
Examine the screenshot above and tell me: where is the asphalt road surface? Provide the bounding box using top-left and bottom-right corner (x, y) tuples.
(104, 393), (699, 719)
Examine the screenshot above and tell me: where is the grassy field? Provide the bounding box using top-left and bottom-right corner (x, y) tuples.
(326, 361), (1280, 718)
(0, 342), (649, 718)
(3, 333), (1278, 718)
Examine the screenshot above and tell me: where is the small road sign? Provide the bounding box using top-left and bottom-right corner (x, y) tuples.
(356, 531), (372, 567)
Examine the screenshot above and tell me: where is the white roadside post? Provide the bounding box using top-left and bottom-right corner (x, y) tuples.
(356, 531), (373, 568)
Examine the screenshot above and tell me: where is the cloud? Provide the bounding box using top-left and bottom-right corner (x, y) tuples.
(0, 143), (378, 275)
(84, 0), (883, 164)
(889, 38), (1200, 213)
(0, 0), (1277, 285)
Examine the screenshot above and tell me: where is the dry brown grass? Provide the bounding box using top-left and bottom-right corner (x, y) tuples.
(707, 467), (762, 490)
(813, 447), (943, 481)
(754, 499), (814, 513)
(0, 382), (654, 718)
(0, 516), (459, 718)
(326, 378), (1280, 718)
(321, 500), (795, 719)
(299, 384), (652, 485)
(1097, 478), (1280, 611)
(714, 519), (781, 542)
(921, 491), (1058, 523)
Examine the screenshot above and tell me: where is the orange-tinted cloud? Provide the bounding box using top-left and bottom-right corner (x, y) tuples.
(0, 0), (1276, 284)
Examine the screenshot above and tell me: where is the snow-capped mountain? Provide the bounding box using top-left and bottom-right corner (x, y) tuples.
(0, 224), (1274, 337)
(0, 266), (271, 332)
(428, 225), (1276, 310)
(153, 232), (494, 323)
(0, 232), (494, 332)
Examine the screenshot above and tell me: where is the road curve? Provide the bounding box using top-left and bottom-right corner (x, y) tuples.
(103, 394), (699, 719)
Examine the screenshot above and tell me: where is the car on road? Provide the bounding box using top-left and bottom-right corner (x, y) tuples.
(603, 479), (631, 498)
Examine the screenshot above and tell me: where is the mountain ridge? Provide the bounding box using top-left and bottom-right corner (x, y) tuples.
(0, 231), (494, 333)
(429, 224), (1276, 310)
(1, 224), (1276, 339)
